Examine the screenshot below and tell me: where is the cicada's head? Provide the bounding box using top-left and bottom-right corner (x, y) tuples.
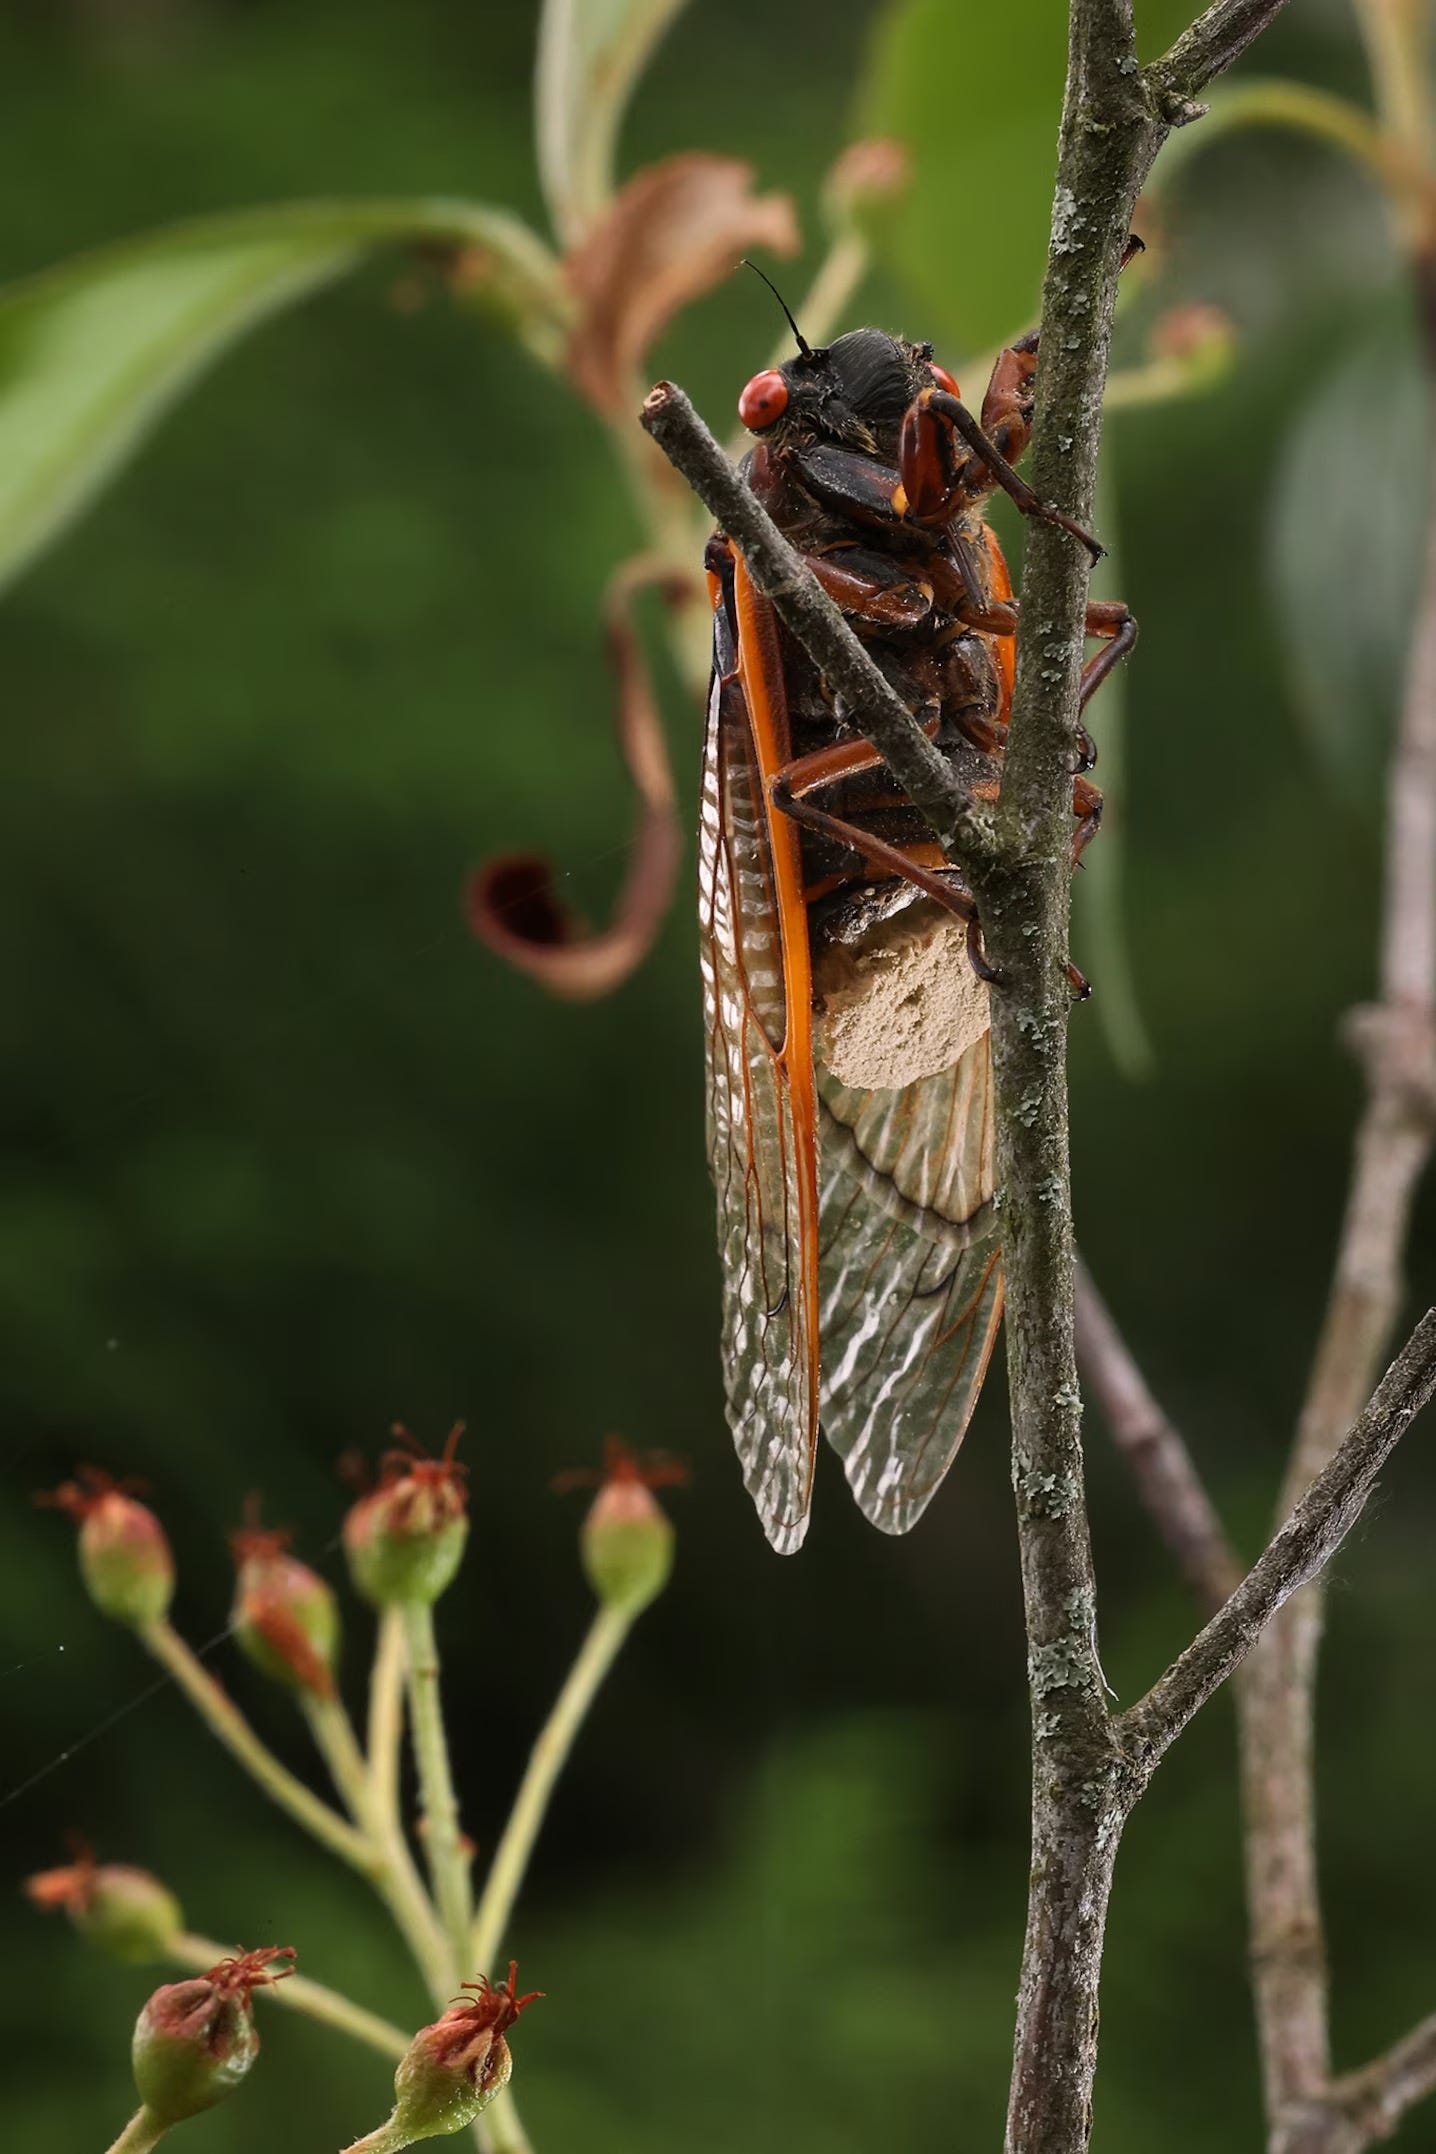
(737, 328), (959, 458)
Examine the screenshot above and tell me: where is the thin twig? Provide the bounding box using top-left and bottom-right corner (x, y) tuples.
(399, 1600), (473, 1967)
(137, 1618), (372, 1874)
(1120, 1306), (1436, 1764)
(367, 1605), (408, 1831)
(1329, 2012), (1436, 2149)
(638, 381), (998, 872)
(105, 2107), (167, 2154)
(469, 1603), (633, 1971)
(1148, 0), (1301, 111)
(171, 1931), (409, 2060)
(1075, 1260), (1241, 1612)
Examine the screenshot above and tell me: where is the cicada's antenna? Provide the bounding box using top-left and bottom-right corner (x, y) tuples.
(740, 258), (813, 358)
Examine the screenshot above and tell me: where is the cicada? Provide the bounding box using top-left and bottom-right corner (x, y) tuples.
(701, 312), (1134, 1552)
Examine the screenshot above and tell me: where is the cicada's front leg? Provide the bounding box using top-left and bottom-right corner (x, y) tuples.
(899, 350), (1104, 561)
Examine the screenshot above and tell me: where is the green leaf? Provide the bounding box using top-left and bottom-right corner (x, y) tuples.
(535, 0), (691, 246)
(0, 198), (564, 600)
(1268, 296), (1427, 799)
(860, 0), (1195, 357)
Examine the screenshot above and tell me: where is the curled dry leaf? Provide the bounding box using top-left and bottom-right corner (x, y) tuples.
(466, 557), (693, 1000)
(565, 152), (799, 414)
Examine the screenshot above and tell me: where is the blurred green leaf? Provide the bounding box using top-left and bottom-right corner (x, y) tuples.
(1267, 296), (1427, 797)
(860, 0), (1196, 356)
(535, 0), (691, 246)
(0, 197), (564, 600)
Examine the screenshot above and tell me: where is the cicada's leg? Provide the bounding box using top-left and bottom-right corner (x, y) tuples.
(767, 737), (1002, 985)
(935, 587), (1137, 774)
(1071, 773), (1103, 868)
(899, 375), (1104, 561)
(902, 237), (1143, 559)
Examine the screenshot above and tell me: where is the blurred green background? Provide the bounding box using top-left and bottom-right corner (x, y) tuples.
(4, 0), (1435, 2148)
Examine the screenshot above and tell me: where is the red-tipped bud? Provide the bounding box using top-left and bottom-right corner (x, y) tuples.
(348, 1965), (541, 2150)
(131, 1946), (293, 2124)
(823, 136), (911, 224)
(229, 1507), (339, 1698)
(343, 1425), (470, 1608)
(559, 1439), (685, 1616)
(37, 1469), (174, 1627)
(25, 1843), (182, 1964)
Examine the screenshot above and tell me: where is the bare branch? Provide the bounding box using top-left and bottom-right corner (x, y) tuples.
(1148, 0), (1298, 113)
(1235, 317), (1436, 2146)
(1329, 2013), (1436, 2150)
(638, 380), (997, 873)
(1074, 1261), (1241, 1613)
(1121, 1306), (1436, 1766)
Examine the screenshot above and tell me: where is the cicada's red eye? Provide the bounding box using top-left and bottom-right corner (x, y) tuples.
(738, 369), (789, 430)
(929, 362), (960, 398)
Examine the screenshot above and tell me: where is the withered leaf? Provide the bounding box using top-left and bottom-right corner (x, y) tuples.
(566, 153), (798, 414)
(466, 558), (692, 1001)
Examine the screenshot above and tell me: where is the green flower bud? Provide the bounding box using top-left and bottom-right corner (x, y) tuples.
(343, 1425), (469, 1608)
(568, 1439), (685, 1616)
(38, 1469), (175, 1627)
(132, 1947), (293, 2124)
(25, 1846), (182, 1964)
(347, 1966), (540, 2151)
(229, 1512), (339, 1698)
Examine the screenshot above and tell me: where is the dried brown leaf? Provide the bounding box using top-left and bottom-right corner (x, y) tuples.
(565, 152), (798, 413)
(465, 558), (693, 1001)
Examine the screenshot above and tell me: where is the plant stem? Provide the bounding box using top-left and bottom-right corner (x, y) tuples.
(399, 1600), (472, 1965)
(170, 1931), (408, 2059)
(369, 1605), (409, 1829)
(105, 2109), (167, 2154)
(138, 1618), (372, 1873)
(303, 1689), (377, 1823)
(1122, 1308), (1436, 1761)
(321, 1682), (459, 2006)
(470, 1602), (632, 1970)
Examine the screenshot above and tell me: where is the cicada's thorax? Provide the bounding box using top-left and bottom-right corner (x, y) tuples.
(744, 433), (1010, 964)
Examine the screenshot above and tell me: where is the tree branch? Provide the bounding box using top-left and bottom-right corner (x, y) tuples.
(1328, 2013), (1436, 2151)
(1148, 0), (1299, 112)
(638, 381), (997, 874)
(1120, 1306), (1436, 1766)
(1074, 1260), (1241, 1613)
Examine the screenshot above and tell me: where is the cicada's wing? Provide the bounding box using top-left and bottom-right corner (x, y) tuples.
(816, 1036), (1003, 1535)
(699, 547), (821, 1554)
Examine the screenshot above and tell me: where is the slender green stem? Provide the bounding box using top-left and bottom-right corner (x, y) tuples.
(400, 1600), (473, 1964)
(105, 2108), (167, 2154)
(368, 1606), (409, 1829)
(299, 1676), (453, 2005)
(138, 1618), (372, 1873)
(482, 2087), (536, 2154)
(303, 1690), (376, 1822)
(171, 1932), (408, 2060)
(342, 2121), (411, 2154)
(470, 1603), (632, 1969)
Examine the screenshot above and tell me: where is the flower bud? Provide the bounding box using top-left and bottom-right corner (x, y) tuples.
(132, 1946), (293, 2124)
(350, 1965), (541, 2149)
(343, 1425), (469, 1608)
(1149, 301), (1237, 385)
(564, 1439), (685, 1616)
(823, 137), (910, 225)
(37, 1468), (174, 1627)
(25, 1844), (181, 1964)
(229, 1509), (338, 1698)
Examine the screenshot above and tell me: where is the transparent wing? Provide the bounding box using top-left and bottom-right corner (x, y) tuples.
(699, 559), (820, 1554)
(817, 1037), (1003, 1534)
